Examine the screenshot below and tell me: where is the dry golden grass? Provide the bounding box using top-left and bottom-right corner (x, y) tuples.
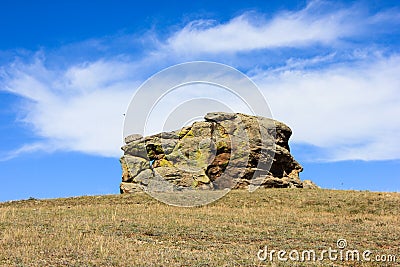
(0, 189), (399, 266)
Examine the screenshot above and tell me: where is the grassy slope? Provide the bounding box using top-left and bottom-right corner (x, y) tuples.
(0, 189), (399, 266)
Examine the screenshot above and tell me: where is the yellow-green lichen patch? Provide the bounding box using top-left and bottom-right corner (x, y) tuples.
(158, 158), (174, 167)
(216, 140), (230, 153)
(178, 128), (191, 138)
(181, 129), (194, 139)
(216, 124), (229, 137)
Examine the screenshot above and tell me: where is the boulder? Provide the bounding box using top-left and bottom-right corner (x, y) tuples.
(120, 112), (318, 192)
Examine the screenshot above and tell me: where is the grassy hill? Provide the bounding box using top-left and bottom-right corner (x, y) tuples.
(0, 189), (399, 266)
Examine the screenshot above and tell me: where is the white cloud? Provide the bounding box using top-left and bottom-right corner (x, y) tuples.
(1, 57), (139, 158)
(254, 54), (400, 161)
(4, 52), (399, 162)
(164, 1), (397, 54)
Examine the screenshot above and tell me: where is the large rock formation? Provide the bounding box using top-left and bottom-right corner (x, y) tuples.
(120, 112), (317, 193)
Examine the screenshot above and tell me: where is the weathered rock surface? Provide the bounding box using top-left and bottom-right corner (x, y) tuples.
(120, 112), (318, 193)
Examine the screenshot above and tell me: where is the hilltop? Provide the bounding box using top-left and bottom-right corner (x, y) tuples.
(0, 189), (399, 266)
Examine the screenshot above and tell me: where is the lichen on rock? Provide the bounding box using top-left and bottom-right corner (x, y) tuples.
(120, 112), (318, 193)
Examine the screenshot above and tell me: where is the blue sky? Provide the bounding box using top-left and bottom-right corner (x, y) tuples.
(1, 0), (400, 201)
